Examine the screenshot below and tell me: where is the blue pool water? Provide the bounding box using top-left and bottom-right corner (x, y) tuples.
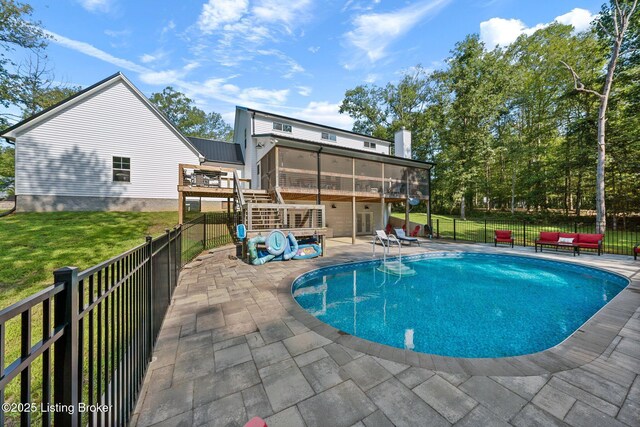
(292, 253), (628, 358)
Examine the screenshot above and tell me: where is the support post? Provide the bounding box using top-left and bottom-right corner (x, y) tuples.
(427, 168), (432, 231)
(405, 200), (410, 231)
(380, 196), (386, 230)
(316, 148), (322, 205)
(178, 192), (185, 225)
(352, 196), (357, 244)
(53, 267), (79, 427)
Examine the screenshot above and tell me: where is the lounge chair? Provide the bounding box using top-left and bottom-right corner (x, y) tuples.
(385, 223), (393, 235)
(410, 225), (421, 237)
(634, 243), (639, 260)
(394, 228), (420, 246)
(373, 229), (400, 247)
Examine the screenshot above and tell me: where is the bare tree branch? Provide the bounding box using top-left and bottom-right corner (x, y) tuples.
(559, 61), (605, 99)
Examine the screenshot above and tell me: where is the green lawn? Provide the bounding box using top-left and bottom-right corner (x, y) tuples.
(392, 213), (638, 255)
(0, 211), (180, 419)
(0, 211), (179, 311)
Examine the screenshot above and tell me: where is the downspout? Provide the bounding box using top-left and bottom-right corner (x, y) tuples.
(316, 147), (323, 205)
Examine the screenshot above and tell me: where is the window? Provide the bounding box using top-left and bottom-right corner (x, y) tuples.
(112, 156), (130, 182)
(273, 122), (292, 133)
(321, 132), (337, 142)
(364, 141), (377, 149)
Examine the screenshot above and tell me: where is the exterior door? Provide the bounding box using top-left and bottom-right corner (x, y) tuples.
(356, 212), (373, 235)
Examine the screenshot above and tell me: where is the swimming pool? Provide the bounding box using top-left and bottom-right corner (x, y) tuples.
(292, 252), (629, 358)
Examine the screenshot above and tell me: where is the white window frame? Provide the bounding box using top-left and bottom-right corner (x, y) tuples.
(273, 122), (292, 133)
(112, 156), (131, 183)
(321, 132), (337, 142)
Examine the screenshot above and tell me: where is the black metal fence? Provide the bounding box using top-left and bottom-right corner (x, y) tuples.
(0, 213), (235, 426)
(434, 217), (640, 256)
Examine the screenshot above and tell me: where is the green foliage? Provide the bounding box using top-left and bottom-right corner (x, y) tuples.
(340, 18), (640, 219)
(0, 0), (48, 121)
(150, 86), (233, 141)
(0, 145), (14, 193)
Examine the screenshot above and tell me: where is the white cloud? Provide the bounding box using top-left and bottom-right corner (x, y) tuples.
(364, 73), (379, 83)
(198, 0), (248, 33)
(194, 0), (312, 70)
(344, 0), (450, 65)
(140, 49), (168, 64)
(138, 70), (182, 85)
(294, 101), (354, 130)
(162, 20), (176, 35)
(45, 29), (148, 74)
(77, 0), (112, 13)
(256, 49), (305, 78)
(240, 87), (289, 103)
(308, 46), (320, 54)
(556, 8), (595, 33)
(480, 8), (596, 50)
(296, 86), (312, 96)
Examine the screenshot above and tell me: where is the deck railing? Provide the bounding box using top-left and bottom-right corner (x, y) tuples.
(244, 203), (325, 231)
(0, 213), (235, 427)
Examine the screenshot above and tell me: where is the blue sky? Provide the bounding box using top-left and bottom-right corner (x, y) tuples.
(21, 0), (604, 129)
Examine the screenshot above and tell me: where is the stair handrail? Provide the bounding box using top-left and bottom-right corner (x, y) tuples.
(232, 171), (245, 207)
(273, 186), (285, 204)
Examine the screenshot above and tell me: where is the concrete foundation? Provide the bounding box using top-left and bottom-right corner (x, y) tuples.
(16, 195), (179, 212)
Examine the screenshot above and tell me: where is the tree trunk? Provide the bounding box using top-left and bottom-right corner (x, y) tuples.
(460, 195), (466, 220)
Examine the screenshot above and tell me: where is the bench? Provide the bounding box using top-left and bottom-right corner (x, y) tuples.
(535, 232), (604, 256)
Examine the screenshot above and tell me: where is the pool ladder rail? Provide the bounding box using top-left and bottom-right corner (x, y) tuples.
(373, 232), (417, 277)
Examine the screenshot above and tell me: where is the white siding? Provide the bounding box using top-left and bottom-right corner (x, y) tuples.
(15, 80), (199, 199)
(252, 114), (390, 155)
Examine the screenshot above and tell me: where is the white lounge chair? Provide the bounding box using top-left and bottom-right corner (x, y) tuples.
(373, 229), (400, 247)
(394, 228), (420, 246)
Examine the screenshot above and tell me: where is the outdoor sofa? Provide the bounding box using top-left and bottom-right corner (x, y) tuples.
(494, 230), (514, 248)
(535, 231), (604, 256)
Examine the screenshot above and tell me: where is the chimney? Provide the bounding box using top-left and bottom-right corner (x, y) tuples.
(394, 128), (411, 159)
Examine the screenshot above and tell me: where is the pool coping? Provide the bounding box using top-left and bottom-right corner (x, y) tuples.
(276, 249), (640, 376)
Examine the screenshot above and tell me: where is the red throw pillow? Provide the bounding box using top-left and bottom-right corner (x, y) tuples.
(578, 233), (604, 244)
(539, 231), (559, 241)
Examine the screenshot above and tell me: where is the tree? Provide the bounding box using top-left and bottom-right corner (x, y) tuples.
(561, 0), (639, 232)
(0, 145), (14, 194)
(149, 87), (233, 141)
(0, 0), (48, 127)
(12, 54), (80, 118)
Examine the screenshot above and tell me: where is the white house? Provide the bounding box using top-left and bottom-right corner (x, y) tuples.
(1, 73), (242, 212)
(3, 72), (433, 239)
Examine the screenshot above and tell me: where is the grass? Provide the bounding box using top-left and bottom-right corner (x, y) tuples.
(0, 211), (179, 310)
(0, 211), (180, 425)
(392, 212), (638, 255)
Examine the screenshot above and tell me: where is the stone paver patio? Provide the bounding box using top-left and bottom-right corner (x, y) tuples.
(132, 239), (640, 427)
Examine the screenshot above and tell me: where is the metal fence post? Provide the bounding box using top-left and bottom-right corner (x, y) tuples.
(203, 214), (207, 250)
(484, 219), (487, 243)
(436, 219), (439, 238)
(453, 219), (457, 241)
(574, 221), (578, 233)
(146, 236), (153, 350)
(523, 221), (526, 247)
(165, 229), (171, 302)
(53, 267), (79, 427)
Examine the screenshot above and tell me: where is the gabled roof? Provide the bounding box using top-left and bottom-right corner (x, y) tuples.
(1, 72), (203, 161)
(187, 137), (244, 165)
(239, 106), (393, 145)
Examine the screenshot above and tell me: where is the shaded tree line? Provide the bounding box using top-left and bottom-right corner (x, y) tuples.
(340, 1), (639, 230)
